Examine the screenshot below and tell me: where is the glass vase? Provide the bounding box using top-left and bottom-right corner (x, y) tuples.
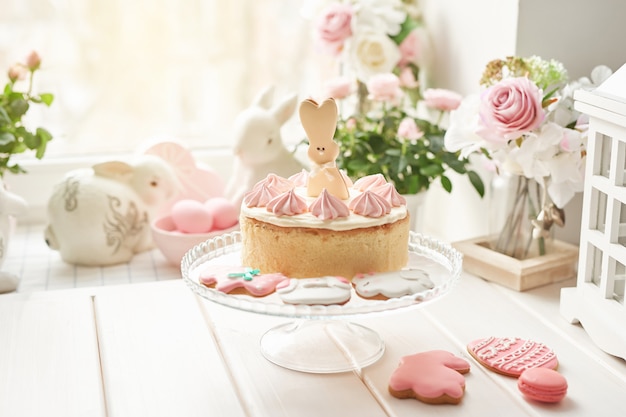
(490, 175), (552, 260)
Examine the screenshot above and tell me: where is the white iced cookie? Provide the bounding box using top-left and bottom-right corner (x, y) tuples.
(276, 276), (352, 305)
(352, 268), (435, 300)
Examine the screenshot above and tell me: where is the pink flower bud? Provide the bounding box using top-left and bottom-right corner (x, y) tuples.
(346, 118), (357, 131)
(7, 64), (27, 81)
(398, 67), (418, 88)
(25, 51), (41, 70)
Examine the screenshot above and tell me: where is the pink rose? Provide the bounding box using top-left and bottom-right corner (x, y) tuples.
(398, 29), (421, 66)
(398, 118), (424, 141)
(315, 4), (353, 56)
(325, 76), (353, 100)
(423, 88), (462, 111)
(366, 73), (403, 104)
(477, 77), (545, 143)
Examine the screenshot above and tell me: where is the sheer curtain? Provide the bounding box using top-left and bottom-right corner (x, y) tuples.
(0, 0), (317, 156)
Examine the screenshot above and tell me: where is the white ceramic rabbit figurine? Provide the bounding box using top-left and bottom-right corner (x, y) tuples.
(225, 86), (306, 208)
(0, 185), (28, 293)
(45, 154), (179, 266)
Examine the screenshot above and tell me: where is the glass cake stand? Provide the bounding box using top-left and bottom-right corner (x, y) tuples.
(181, 231), (462, 373)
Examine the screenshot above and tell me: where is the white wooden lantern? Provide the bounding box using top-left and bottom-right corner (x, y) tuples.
(560, 64), (626, 360)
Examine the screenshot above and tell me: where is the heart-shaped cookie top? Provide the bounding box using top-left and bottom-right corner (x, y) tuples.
(299, 98), (338, 149)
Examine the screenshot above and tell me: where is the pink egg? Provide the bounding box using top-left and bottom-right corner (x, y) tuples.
(171, 199), (213, 233)
(204, 197), (239, 230)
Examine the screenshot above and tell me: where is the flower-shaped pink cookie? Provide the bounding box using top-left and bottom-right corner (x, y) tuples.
(389, 350), (471, 404)
(198, 266), (287, 297)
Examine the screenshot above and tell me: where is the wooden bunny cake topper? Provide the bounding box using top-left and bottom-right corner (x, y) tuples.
(299, 97), (349, 199)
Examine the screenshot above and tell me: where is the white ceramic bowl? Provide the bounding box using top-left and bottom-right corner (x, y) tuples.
(151, 215), (239, 267)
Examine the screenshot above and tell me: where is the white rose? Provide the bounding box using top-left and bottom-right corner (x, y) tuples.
(352, 0), (406, 36)
(348, 30), (401, 82)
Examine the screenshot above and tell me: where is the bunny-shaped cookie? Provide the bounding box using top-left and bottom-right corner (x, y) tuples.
(299, 98), (349, 199)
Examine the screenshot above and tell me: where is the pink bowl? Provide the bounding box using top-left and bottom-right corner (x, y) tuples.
(151, 215), (239, 267)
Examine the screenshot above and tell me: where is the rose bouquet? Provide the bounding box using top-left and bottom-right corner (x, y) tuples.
(305, 0), (484, 196)
(444, 55), (611, 258)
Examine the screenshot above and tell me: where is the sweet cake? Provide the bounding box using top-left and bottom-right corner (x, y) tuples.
(239, 172), (410, 279)
(239, 97), (410, 279)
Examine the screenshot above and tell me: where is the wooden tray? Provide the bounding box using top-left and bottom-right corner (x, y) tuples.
(453, 235), (579, 291)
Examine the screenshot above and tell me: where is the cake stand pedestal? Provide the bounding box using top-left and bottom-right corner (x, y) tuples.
(181, 231), (461, 374)
(260, 320), (384, 373)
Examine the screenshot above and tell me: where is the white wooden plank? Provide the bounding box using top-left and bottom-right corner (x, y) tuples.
(423, 273), (626, 416)
(0, 294), (105, 417)
(200, 299), (390, 417)
(94, 281), (247, 417)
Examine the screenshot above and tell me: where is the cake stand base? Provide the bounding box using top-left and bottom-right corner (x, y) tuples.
(260, 320), (385, 373)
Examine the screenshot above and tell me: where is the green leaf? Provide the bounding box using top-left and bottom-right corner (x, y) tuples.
(440, 175), (452, 193)
(8, 98), (29, 120)
(419, 164), (444, 177)
(468, 170), (485, 198)
(38, 93), (54, 106)
(390, 16), (419, 44)
(0, 132), (15, 146)
(0, 107), (10, 125)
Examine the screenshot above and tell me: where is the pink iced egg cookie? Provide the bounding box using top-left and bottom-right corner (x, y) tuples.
(171, 199), (213, 233)
(467, 336), (558, 377)
(388, 350), (470, 405)
(276, 276), (352, 305)
(198, 265), (287, 297)
(518, 368), (568, 403)
(204, 197), (239, 230)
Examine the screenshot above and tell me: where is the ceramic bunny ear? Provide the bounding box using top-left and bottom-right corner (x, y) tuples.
(92, 161), (134, 182)
(299, 98), (338, 146)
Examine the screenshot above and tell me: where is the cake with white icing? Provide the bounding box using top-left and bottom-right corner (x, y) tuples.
(239, 171), (410, 279)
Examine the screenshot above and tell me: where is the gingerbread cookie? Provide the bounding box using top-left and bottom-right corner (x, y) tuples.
(352, 268), (434, 300)
(198, 266), (287, 297)
(276, 276), (352, 305)
(388, 350), (470, 405)
(467, 336), (558, 377)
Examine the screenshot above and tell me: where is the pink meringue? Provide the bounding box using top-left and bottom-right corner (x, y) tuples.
(243, 184), (281, 208)
(266, 189), (308, 216)
(352, 173), (387, 191)
(349, 190), (392, 217)
(252, 173), (294, 193)
(309, 188), (350, 220)
(371, 183), (406, 207)
(288, 169), (309, 187)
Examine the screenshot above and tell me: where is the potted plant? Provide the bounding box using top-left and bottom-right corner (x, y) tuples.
(445, 55), (611, 290)
(302, 0), (484, 229)
(0, 51), (54, 293)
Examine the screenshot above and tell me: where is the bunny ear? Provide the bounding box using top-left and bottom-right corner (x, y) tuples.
(299, 98), (338, 144)
(272, 93), (298, 126)
(253, 85), (275, 109)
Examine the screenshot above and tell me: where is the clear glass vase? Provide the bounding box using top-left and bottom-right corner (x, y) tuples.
(490, 175), (558, 260)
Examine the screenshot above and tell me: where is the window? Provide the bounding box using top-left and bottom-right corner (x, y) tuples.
(1, 0), (316, 157)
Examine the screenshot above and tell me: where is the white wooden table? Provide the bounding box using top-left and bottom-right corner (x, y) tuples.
(1, 272), (625, 417)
